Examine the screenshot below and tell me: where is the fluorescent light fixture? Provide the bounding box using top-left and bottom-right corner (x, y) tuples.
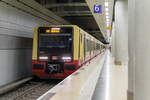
(105, 2), (109, 7)
(106, 12), (109, 16)
(106, 16), (109, 19)
(105, 8), (109, 12)
(107, 24), (109, 27)
(106, 19), (110, 22)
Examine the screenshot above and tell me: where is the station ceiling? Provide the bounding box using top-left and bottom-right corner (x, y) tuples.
(34, 0), (113, 44)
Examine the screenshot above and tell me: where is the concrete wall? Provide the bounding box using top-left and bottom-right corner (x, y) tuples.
(0, 1), (68, 87)
(128, 0), (150, 100)
(114, 0), (128, 64)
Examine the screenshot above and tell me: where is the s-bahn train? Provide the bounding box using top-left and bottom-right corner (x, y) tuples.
(32, 25), (105, 79)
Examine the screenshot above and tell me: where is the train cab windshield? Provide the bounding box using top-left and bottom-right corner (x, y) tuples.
(38, 27), (73, 62)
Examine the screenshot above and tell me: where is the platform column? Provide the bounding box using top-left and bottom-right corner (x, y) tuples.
(114, 0), (128, 65)
(128, 0), (135, 99)
(111, 22), (116, 58)
(128, 0), (150, 100)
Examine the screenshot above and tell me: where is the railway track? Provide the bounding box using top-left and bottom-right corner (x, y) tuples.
(0, 78), (61, 100)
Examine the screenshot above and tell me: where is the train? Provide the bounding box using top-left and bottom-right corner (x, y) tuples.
(32, 25), (105, 79)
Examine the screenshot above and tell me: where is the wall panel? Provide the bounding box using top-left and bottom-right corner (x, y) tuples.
(0, 1), (68, 87)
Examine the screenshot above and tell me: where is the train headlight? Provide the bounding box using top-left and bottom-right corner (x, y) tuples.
(39, 56), (48, 60)
(62, 56), (72, 62)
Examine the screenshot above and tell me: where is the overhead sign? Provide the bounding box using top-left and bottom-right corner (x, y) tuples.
(94, 5), (102, 14)
(107, 26), (112, 30)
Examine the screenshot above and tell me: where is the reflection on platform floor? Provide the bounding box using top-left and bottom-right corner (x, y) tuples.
(92, 51), (127, 100)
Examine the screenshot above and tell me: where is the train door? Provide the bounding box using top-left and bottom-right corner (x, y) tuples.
(78, 31), (84, 66)
(80, 32), (84, 65)
(89, 38), (92, 59)
(84, 34), (86, 62)
(78, 30), (81, 66)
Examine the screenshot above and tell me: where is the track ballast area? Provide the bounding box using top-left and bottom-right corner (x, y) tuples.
(0, 78), (61, 100)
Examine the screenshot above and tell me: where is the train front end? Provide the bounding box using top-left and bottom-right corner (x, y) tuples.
(32, 26), (77, 78)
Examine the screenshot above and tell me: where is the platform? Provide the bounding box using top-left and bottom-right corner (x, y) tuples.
(37, 51), (106, 100)
(92, 51), (127, 100)
(37, 50), (127, 100)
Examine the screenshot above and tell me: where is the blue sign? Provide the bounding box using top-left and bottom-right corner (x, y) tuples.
(94, 5), (102, 14)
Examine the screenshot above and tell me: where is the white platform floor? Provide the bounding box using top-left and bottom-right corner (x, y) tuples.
(92, 51), (128, 100)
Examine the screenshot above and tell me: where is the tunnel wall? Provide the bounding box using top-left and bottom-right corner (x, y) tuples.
(0, 1), (67, 87)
